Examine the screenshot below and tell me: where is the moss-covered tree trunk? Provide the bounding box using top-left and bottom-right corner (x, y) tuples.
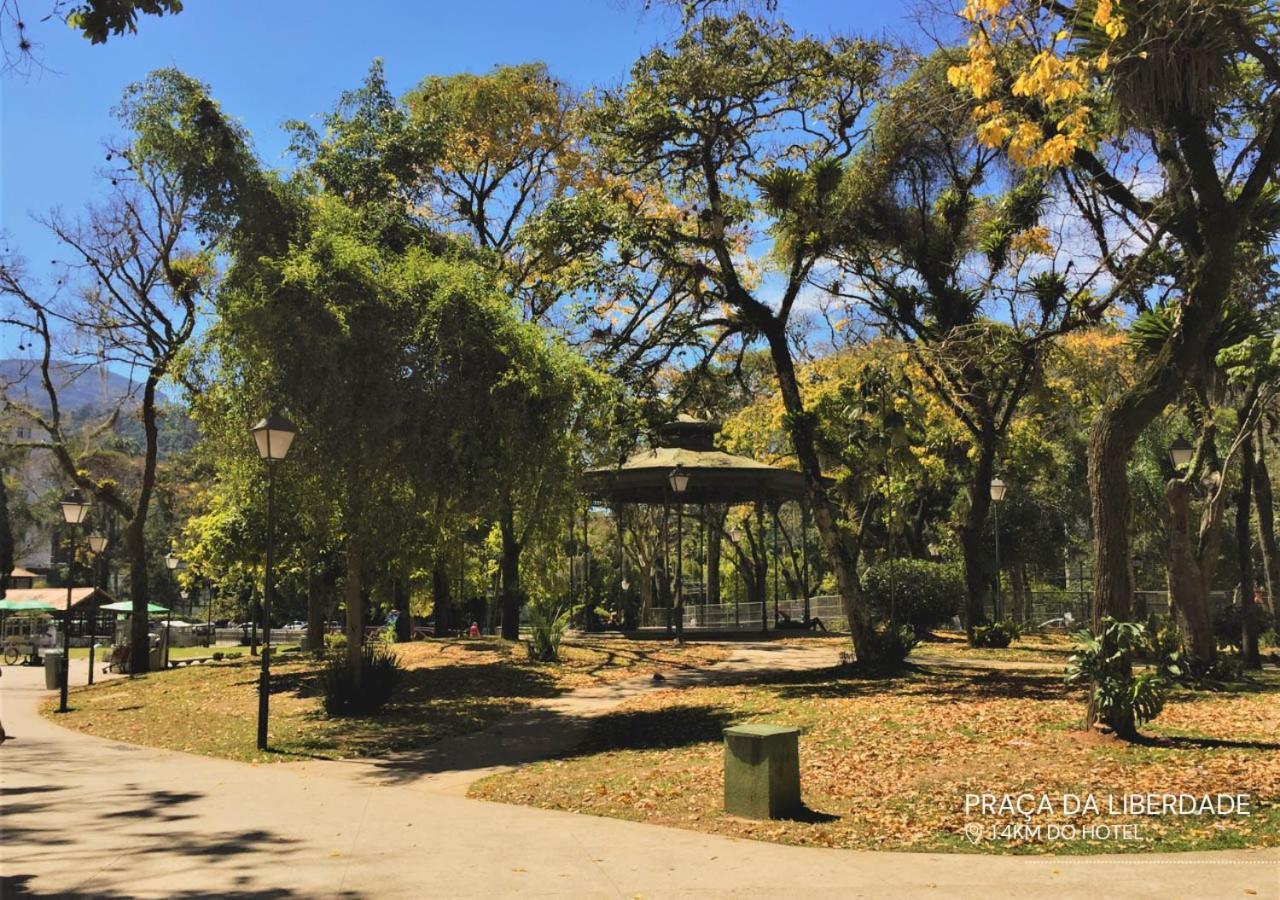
(763, 324), (875, 660)
(1253, 431), (1280, 629)
(1237, 436), (1260, 668)
(1165, 480), (1218, 665)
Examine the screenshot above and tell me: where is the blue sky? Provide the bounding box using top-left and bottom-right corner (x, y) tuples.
(1, 1), (922, 281)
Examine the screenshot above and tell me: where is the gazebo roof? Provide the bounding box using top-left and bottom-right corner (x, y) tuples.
(585, 418), (809, 505)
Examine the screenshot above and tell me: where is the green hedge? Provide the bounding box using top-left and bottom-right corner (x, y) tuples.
(864, 558), (964, 630)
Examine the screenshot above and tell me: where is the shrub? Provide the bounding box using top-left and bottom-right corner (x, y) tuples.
(225, 651), (243, 659)
(842, 623), (919, 669)
(973, 619), (1021, 648)
(1066, 617), (1167, 731)
(863, 559), (964, 631)
(321, 642), (402, 717)
(526, 598), (571, 662)
(1146, 618), (1247, 688)
(324, 632), (347, 652)
(211, 651), (224, 661)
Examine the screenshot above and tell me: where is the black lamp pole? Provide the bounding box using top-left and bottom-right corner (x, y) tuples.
(258, 462), (275, 750)
(251, 411), (296, 752)
(58, 491), (90, 713)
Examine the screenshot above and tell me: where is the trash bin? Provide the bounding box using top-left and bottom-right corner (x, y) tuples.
(44, 648), (65, 690)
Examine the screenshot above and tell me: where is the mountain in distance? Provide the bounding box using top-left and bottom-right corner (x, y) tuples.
(0, 359), (170, 413)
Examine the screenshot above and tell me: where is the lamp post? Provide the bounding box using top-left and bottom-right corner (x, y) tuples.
(1168, 437), (1194, 471)
(164, 552), (180, 669)
(86, 532), (107, 685)
(251, 411), (296, 751)
(58, 490), (91, 713)
(989, 476), (1008, 621)
(668, 465), (689, 641)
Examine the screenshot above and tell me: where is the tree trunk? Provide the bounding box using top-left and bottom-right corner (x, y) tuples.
(432, 561), (452, 638)
(306, 567), (325, 653)
(499, 506), (522, 641)
(960, 437), (995, 642)
(705, 508), (722, 606)
(763, 326), (874, 660)
(124, 518), (151, 674)
(394, 570), (412, 643)
(1087, 235), (1236, 734)
(1237, 436), (1260, 668)
(1252, 429), (1280, 629)
(343, 534), (365, 686)
(1165, 480), (1217, 665)
(1009, 563), (1027, 625)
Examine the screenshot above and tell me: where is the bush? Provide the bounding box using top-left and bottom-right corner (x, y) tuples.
(1146, 618), (1247, 688)
(1066, 617), (1167, 731)
(864, 559), (964, 631)
(842, 624), (919, 669)
(321, 642), (402, 717)
(526, 598), (571, 662)
(225, 651), (242, 659)
(324, 632), (347, 652)
(973, 619), (1021, 648)
(211, 651), (224, 661)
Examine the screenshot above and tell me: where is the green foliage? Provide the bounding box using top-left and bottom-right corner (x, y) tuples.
(1066, 618), (1167, 728)
(526, 597), (571, 663)
(66, 0), (182, 44)
(973, 619), (1021, 648)
(324, 632), (348, 652)
(855, 623), (919, 669)
(321, 642), (402, 717)
(863, 558), (964, 630)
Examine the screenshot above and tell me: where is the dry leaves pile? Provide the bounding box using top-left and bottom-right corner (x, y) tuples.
(471, 667), (1280, 854)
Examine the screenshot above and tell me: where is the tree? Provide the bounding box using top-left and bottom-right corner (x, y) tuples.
(580, 14), (897, 661)
(949, 0), (1280, 732)
(3, 0), (182, 71)
(824, 53), (1119, 641)
(0, 70), (235, 672)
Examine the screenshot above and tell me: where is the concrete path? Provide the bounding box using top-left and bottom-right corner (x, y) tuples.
(291, 641), (838, 795)
(2, 656), (1277, 899)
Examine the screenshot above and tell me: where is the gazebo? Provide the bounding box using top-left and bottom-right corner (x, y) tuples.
(584, 417), (818, 638)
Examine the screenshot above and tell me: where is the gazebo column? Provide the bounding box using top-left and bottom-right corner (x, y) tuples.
(755, 500), (767, 634)
(801, 499), (811, 623)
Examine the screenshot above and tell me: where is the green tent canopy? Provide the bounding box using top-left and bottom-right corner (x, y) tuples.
(100, 601), (169, 614)
(0, 597), (56, 612)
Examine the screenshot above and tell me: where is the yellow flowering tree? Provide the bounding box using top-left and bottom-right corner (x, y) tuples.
(950, 0), (1280, 712)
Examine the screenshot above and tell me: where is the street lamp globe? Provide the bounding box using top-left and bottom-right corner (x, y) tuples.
(60, 490), (91, 525)
(165, 553), (180, 571)
(1168, 437), (1194, 470)
(989, 476), (1008, 503)
(87, 534), (107, 554)
(251, 411), (297, 462)
(668, 465), (690, 495)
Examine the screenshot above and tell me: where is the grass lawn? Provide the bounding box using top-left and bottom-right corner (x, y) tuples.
(470, 662), (1280, 855)
(42, 636), (727, 763)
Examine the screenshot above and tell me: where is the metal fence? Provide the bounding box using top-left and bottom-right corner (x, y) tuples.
(633, 589), (1234, 634)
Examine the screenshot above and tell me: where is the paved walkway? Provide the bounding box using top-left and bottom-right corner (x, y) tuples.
(2, 654), (1276, 899)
